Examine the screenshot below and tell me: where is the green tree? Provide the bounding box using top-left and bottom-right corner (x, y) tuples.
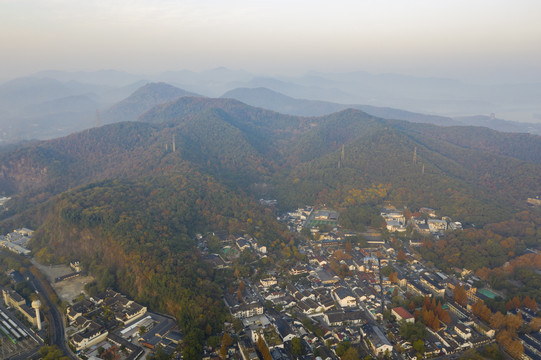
(39, 345), (70, 360)
(399, 321), (428, 343)
(335, 341), (351, 356)
(342, 347), (360, 360)
(207, 335), (221, 349)
(291, 337), (303, 357)
(138, 325), (146, 336)
(413, 339), (425, 357)
(233, 318), (243, 332)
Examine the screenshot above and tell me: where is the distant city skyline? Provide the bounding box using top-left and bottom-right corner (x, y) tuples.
(1, 0), (541, 84)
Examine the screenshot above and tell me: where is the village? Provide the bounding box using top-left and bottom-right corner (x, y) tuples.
(0, 204), (539, 360)
(199, 205), (541, 360)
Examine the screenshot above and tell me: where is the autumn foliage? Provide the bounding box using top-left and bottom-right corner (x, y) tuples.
(471, 300), (492, 322)
(418, 296), (450, 331)
(452, 284), (468, 306)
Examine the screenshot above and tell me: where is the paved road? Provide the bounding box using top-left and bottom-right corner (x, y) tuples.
(26, 271), (76, 360)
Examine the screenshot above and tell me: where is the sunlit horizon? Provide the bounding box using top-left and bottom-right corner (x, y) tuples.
(1, 0), (541, 84)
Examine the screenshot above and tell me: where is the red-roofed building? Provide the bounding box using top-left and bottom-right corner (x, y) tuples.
(392, 307), (414, 323)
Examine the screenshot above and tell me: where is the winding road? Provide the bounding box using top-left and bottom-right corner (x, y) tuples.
(26, 271), (76, 360)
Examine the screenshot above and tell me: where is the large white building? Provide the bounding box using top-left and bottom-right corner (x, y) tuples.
(428, 219), (447, 233)
(364, 325), (393, 356)
(70, 322), (108, 351)
(332, 287), (357, 308)
(2, 288), (41, 328)
(386, 220), (407, 232)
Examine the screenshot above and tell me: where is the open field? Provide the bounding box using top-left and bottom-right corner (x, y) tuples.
(31, 259), (94, 303)
(52, 275), (95, 303)
(305, 219), (337, 228)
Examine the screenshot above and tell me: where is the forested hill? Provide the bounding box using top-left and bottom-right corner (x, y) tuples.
(102, 82), (200, 124)
(0, 122), (163, 213)
(28, 169), (292, 359)
(139, 96), (312, 137)
(390, 120), (541, 164)
(1, 98), (541, 223)
(274, 123), (541, 224)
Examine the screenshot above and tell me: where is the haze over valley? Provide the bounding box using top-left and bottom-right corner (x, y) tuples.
(1, 68), (541, 142)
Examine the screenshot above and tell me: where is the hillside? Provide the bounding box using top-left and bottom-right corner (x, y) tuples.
(2, 99), (541, 223)
(0, 98), (301, 214)
(0, 122), (161, 208)
(102, 82), (200, 124)
(273, 116), (541, 224)
(392, 121), (541, 164)
(29, 169), (291, 357)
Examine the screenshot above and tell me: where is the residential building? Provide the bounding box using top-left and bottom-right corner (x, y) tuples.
(70, 321), (108, 351)
(332, 287), (357, 308)
(392, 307), (414, 323)
(428, 219), (447, 233)
(363, 325), (393, 356)
(260, 277), (277, 288)
(455, 323), (472, 340)
(324, 310), (363, 327)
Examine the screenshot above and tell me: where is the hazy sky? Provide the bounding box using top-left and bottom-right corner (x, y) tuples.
(2, 0), (541, 83)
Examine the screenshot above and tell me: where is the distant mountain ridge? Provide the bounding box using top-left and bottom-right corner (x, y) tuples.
(221, 87), (541, 135)
(102, 82), (200, 124)
(221, 87), (456, 126)
(0, 76), (144, 141)
(2, 68), (541, 143)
